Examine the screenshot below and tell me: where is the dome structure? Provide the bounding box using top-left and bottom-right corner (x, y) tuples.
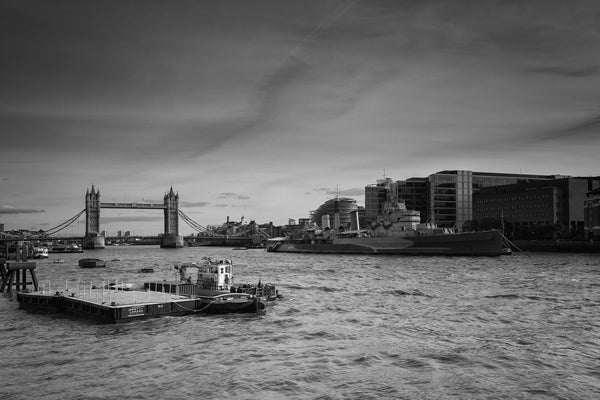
(312, 197), (358, 229)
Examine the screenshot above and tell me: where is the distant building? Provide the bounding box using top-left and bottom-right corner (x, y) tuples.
(259, 222), (282, 238)
(366, 170), (561, 231)
(397, 177), (427, 221)
(298, 218), (311, 227)
(426, 170), (563, 229)
(365, 178), (395, 220)
(584, 187), (600, 240)
(474, 176), (600, 237)
(312, 197), (359, 230)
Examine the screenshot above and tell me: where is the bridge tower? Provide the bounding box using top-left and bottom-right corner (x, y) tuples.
(161, 187), (183, 248)
(82, 185), (106, 249)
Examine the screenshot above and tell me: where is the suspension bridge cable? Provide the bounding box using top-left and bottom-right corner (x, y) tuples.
(178, 210), (224, 237)
(178, 210), (206, 232)
(183, 217), (224, 237)
(44, 212), (83, 234)
(42, 209), (86, 236)
(255, 229), (271, 239)
(178, 210), (271, 239)
(49, 209), (85, 230)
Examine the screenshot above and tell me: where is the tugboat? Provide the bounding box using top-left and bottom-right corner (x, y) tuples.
(144, 257), (281, 314)
(174, 257), (281, 301)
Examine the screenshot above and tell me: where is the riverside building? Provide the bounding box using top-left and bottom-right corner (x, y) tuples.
(473, 176), (600, 237)
(365, 178), (395, 220)
(584, 187), (600, 240)
(365, 170), (563, 231)
(311, 197), (359, 231)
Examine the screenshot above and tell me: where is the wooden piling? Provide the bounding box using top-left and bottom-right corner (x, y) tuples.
(0, 262), (39, 293)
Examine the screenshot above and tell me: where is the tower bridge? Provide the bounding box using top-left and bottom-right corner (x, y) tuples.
(83, 185), (182, 249)
(4, 186), (271, 248)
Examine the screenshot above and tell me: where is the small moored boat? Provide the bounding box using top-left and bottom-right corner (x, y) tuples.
(79, 258), (106, 268)
(32, 246), (49, 259)
(138, 268), (154, 273)
(50, 243), (83, 253)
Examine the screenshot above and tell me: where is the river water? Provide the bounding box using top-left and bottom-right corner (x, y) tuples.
(1, 246), (599, 400)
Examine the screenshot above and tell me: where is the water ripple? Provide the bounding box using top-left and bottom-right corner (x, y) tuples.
(1, 248), (599, 399)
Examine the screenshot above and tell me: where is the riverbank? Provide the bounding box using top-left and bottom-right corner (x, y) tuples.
(513, 240), (600, 253)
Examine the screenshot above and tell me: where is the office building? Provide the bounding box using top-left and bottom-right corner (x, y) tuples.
(427, 170), (565, 229)
(397, 177), (428, 220)
(474, 177), (600, 237)
(365, 178), (394, 220)
(584, 187), (600, 239)
(366, 170), (562, 231)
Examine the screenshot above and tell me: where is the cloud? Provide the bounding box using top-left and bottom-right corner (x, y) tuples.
(311, 187), (363, 197)
(1, 1), (599, 234)
(218, 193), (250, 200)
(180, 201), (210, 208)
(524, 114), (600, 143)
(336, 188), (364, 197)
(0, 206), (45, 214)
(527, 65), (600, 78)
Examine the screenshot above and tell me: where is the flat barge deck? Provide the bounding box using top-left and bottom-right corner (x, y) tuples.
(17, 284), (264, 324)
(146, 280), (281, 301)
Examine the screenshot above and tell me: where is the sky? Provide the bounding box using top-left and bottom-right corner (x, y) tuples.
(1, 0), (600, 236)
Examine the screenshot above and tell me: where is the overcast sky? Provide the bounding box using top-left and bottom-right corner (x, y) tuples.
(1, 0), (599, 236)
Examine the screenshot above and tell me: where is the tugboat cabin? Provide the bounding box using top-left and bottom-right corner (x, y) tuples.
(177, 257), (232, 291)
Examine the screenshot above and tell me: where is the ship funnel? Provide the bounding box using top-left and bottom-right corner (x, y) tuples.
(322, 214), (331, 229)
(350, 210), (360, 231)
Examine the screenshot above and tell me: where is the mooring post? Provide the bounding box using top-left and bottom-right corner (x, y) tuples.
(0, 262), (38, 293)
(0, 258), (7, 281)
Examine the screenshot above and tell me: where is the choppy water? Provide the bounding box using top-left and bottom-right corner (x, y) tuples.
(1, 246), (599, 399)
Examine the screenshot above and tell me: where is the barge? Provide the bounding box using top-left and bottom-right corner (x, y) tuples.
(16, 257), (280, 323)
(17, 285), (265, 323)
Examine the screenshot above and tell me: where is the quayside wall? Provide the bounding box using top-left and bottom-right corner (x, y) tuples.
(512, 240), (600, 253)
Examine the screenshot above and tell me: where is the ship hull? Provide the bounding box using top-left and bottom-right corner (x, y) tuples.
(267, 230), (504, 256)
